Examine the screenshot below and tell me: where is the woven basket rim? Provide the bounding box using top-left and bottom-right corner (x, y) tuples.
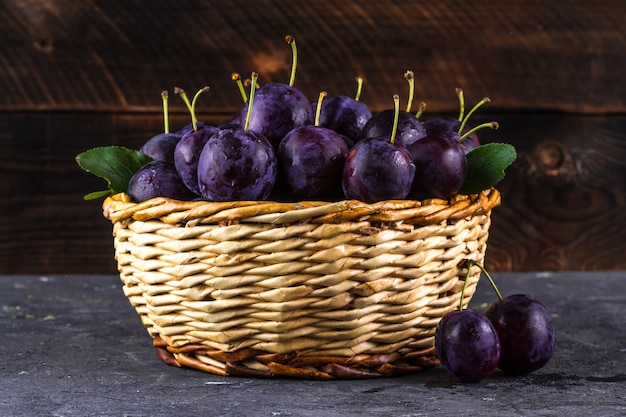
(103, 188), (500, 226)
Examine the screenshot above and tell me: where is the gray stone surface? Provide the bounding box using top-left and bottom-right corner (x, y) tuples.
(1, 272), (625, 417)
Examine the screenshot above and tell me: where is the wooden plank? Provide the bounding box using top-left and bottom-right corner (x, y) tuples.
(0, 112), (190, 274)
(0, 0), (624, 114)
(1, 112), (624, 273)
(477, 114), (626, 271)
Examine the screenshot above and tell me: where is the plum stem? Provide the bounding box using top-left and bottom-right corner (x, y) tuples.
(174, 87), (194, 130)
(244, 72), (259, 131)
(459, 263), (473, 311)
(455, 87), (465, 122)
(314, 91), (327, 127)
(243, 78), (260, 90)
(404, 70), (415, 113)
(355, 76), (364, 101)
(466, 260), (503, 301)
(231, 72), (248, 102)
(190, 86), (210, 132)
(390, 94), (400, 144)
(285, 35), (297, 87)
(458, 122), (499, 143)
(161, 90), (169, 134)
(458, 97), (491, 135)
(415, 101), (426, 120)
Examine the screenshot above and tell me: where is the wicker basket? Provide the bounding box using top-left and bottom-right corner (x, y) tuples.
(102, 188), (500, 379)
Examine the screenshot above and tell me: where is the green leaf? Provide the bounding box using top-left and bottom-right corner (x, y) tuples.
(75, 146), (153, 199)
(459, 143), (517, 195)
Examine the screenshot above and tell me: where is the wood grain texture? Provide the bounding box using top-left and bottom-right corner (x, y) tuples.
(0, 112), (192, 274)
(0, 0), (624, 114)
(476, 115), (626, 271)
(1, 113), (624, 273)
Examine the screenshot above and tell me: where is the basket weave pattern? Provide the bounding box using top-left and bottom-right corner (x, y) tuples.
(103, 188), (500, 379)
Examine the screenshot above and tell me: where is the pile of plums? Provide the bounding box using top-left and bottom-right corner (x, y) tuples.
(435, 262), (556, 382)
(128, 72), (493, 204)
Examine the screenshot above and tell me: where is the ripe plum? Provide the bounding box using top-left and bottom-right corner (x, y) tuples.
(485, 294), (556, 375)
(342, 137), (415, 203)
(197, 128), (277, 201)
(173, 125), (220, 195)
(278, 125), (349, 200)
(360, 110), (426, 148)
(435, 309), (501, 382)
(406, 135), (467, 200)
(424, 117), (479, 153)
(314, 95), (372, 142)
(139, 133), (182, 162)
(176, 121), (213, 137)
(127, 160), (198, 202)
(238, 82), (313, 149)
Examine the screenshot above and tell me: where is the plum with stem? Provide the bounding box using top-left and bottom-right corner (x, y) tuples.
(313, 76), (372, 142)
(197, 72), (277, 201)
(435, 266), (501, 383)
(139, 90), (182, 162)
(278, 91), (349, 200)
(237, 35), (313, 149)
(359, 70), (426, 148)
(471, 262), (556, 375)
(342, 94), (415, 202)
(424, 89), (494, 153)
(174, 87), (213, 136)
(173, 86), (219, 195)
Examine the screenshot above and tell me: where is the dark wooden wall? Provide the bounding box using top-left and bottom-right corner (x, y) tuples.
(1, 0), (625, 274)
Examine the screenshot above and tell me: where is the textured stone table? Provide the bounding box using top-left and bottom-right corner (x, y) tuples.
(1, 272), (625, 416)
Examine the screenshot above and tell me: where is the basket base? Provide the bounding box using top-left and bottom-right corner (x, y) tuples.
(153, 336), (440, 379)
